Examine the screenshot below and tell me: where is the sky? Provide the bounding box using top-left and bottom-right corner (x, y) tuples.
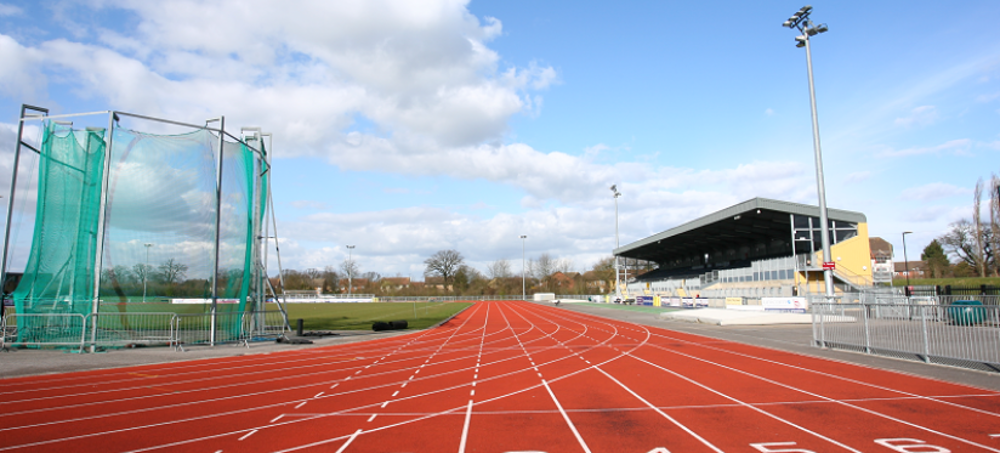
(0, 0), (998, 280)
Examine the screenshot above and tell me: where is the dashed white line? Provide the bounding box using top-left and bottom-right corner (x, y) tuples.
(294, 401), (307, 409)
(314, 392), (324, 398)
(380, 401), (389, 408)
(392, 391), (399, 397)
(367, 414), (377, 422)
(238, 430), (257, 441)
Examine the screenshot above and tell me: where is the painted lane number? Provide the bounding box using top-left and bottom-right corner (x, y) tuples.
(751, 438), (952, 453)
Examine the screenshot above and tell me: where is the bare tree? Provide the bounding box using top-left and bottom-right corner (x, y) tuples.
(424, 249), (465, 289)
(158, 258), (188, 284)
(940, 219), (994, 273)
(531, 253), (555, 281)
(992, 174), (1000, 277)
(555, 257), (574, 274)
(340, 258), (360, 283)
(974, 178), (986, 277)
(487, 259), (512, 280)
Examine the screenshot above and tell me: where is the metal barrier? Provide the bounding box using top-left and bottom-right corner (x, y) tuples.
(2, 313), (87, 352)
(172, 312), (246, 350)
(87, 312), (176, 348)
(813, 302), (1000, 372)
(242, 310), (289, 342)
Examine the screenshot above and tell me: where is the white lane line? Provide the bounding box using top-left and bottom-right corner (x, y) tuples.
(458, 400), (473, 453)
(314, 392), (324, 398)
(381, 401), (389, 408)
(334, 429), (363, 453)
(238, 429), (257, 441)
(392, 391), (399, 397)
(402, 382), (408, 388)
(330, 383), (339, 389)
(294, 402), (307, 409)
(270, 414), (285, 423)
(594, 367), (722, 452)
(541, 379), (591, 453)
(367, 414), (377, 422)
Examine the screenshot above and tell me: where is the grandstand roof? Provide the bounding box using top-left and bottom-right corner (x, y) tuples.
(613, 197), (867, 265)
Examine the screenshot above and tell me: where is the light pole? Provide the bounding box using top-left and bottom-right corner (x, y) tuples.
(783, 6), (833, 301)
(346, 245), (355, 297)
(520, 234), (527, 301)
(611, 185), (621, 302)
(142, 243), (154, 302)
(902, 231), (912, 298)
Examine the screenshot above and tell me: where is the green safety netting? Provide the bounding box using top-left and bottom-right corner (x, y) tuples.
(11, 121), (265, 344)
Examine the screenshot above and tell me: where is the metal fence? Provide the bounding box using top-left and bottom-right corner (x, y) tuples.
(2, 309), (289, 352)
(813, 302), (1000, 373)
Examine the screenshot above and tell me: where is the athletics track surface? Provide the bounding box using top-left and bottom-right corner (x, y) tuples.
(1, 300), (999, 453)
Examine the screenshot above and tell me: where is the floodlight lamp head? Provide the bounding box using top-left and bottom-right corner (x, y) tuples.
(782, 20), (792, 27)
(610, 184), (616, 192)
(815, 23), (828, 34)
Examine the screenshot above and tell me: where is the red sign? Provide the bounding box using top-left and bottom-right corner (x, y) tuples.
(822, 261), (836, 270)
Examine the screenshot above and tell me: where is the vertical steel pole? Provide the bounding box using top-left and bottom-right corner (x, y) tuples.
(211, 117), (225, 346)
(862, 303), (871, 353)
(1, 105), (47, 295)
(613, 191), (620, 302)
(91, 111), (117, 352)
(789, 214), (799, 296)
(802, 37), (834, 302)
(920, 305), (930, 363)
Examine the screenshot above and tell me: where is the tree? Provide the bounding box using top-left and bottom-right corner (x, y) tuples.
(340, 258), (360, 284)
(452, 265), (482, 293)
(486, 259), (512, 280)
(321, 266), (339, 294)
(939, 219), (994, 274)
(531, 253), (556, 281)
(424, 249), (464, 289)
(158, 258), (188, 284)
(921, 240), (950, 278)
(974, 178), (986, 277)
(592, 256), (615, 292)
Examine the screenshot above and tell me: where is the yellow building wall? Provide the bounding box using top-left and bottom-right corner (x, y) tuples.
(795, 222), (873, 293)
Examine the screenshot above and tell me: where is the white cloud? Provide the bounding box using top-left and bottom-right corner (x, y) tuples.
(900, 182), (970, 201)
(877, 138), (972, 157)
(765, 108), (774, 116)
(845, 171), (872, 183)
(290, 200), (329, 210)
(0, 4), (21, 16)
(894, 105), (939, 127)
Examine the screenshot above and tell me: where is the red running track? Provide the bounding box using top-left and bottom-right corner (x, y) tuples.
(1, 300), (999, 452)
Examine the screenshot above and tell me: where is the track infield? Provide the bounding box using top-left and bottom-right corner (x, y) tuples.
(1, 300), (999, 452)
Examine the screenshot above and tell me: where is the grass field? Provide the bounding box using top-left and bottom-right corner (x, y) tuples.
(284, 301), (473, 330)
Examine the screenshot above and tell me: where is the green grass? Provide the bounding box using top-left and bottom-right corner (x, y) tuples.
(284, 302), (473, 330)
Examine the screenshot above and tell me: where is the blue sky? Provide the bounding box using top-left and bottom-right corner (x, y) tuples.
(1, 1), (998, 279)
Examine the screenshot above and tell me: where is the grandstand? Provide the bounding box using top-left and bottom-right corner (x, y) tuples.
(614, 198), (872, 303)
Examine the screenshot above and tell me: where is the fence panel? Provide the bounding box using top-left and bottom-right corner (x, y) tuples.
(87, 312), (176, 348)
(813, 302), (1000, 372)
(2, 313), (87, 351)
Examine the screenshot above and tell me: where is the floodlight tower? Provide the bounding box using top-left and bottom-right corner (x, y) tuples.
(611, 185), (622, 302)
(782, 6), (834, 300)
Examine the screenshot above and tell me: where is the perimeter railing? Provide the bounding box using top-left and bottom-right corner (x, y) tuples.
(1, 313), (88, 352)
(812, 302), (1000, 373)
(3, 309), (290, 352)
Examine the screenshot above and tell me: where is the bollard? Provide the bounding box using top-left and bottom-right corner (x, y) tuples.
(297, 318), (304, 336)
